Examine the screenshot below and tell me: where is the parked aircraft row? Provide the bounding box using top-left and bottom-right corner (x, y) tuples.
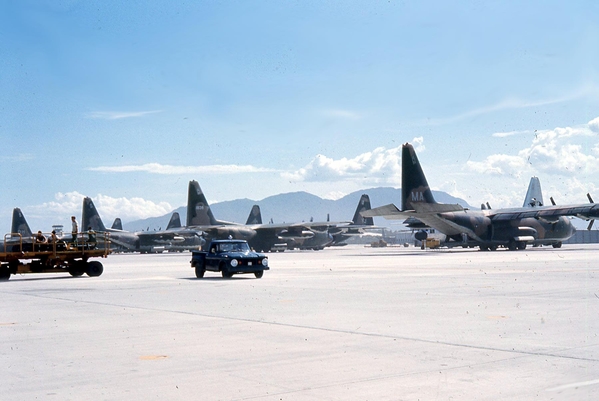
(9, 145), (595, 254)
(77, 180), (378, 253)
(363, 143), (599, 251)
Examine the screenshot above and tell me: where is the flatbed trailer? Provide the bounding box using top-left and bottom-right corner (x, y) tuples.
(0, 232), (111, 280)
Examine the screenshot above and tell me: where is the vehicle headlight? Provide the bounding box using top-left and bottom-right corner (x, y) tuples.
(262, 258), (268, 267)
(230, 259), (238, 267)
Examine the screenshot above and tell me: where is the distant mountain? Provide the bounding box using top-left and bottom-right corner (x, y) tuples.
(123, 187), (471, 232)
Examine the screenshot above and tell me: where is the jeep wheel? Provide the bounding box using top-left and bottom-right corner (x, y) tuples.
(222, 271), (233, 278)
(254, 271), (264, 279)
(195, 264), (205, 278)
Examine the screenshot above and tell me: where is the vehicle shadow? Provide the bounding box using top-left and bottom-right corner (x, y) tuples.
(179, 276), (258, 281)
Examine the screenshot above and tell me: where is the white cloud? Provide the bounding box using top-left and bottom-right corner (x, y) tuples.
(459, 117), (599, 207)
(589, 117), (599, 133)
(466, 154), (530, 176)
(412, 136), (425, 152)
(323, 191), (347, 200)
(466, 117), (599, 177)
(491, 130), (531, 138)
(26, 191), (173, 227)
(85, 110), (162, 120)
(89, 163), (278, 174)
(282, 146), (401, 184)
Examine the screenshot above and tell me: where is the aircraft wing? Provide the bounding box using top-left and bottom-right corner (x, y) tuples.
(488, 204), (599, 222)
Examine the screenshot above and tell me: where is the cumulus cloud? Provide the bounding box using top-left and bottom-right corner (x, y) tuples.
(282, 146), (402, 184)
(412, 136), (425, 152)
(85, 110), (162, 120)
(89, 163), (278, 174)
(589, 117), (599, 133)
(466, 154), (530, 176)
(466, 117), (599, 177)
(27, 191), (173, 226)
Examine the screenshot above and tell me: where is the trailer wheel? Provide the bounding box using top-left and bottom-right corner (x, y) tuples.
(86, 261), (104, 277)
(69, 269), (85, 277)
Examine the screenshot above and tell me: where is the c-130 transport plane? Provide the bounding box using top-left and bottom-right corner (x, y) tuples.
(186, 180), (351, 251)
(362, 143), (598, 251)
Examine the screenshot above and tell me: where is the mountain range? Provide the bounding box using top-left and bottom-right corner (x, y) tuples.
(123, 187), (470, 232)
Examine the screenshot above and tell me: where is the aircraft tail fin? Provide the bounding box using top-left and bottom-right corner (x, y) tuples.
(82, 197), (107, 232)
(402, 143), (437, 211)
(166, 212), (182, 230)
(111, 218), (123, 230)
(187, 180), (218, 226)
(11, 208), (33, 238)
(246, 205), (262, 225)
(523, 177), (544, 207)
(352, 194), (374, 225)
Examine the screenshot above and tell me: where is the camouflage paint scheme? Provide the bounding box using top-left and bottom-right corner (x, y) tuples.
(363, 143), (599, 251)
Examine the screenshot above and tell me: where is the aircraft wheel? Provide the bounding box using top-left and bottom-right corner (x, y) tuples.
(489, 245), (498, 251)
(254, 271), (264, 279)
(194, 264), (205, 278)
(507, 241), (517, 251)
(552, 242), (562, 248)
(0, 271), (10, 281)
(86, 261), (104, 277)
(69, 269), (85, 277)
(517, 242), (526, 250)
(479, 245), (489, 251)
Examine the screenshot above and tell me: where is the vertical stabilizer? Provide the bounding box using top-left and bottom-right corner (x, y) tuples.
(111, 218), (123, 230)
(246, 205), (262, 225)
(523, 177), (544, 207)
(352, 194), (374, 225)
(187, 180), (218, 227)
(401, 143), (437, 211)
(11, 208), (33, 238)
(82, 197), (107, 232)
(166, 212), (182, 230)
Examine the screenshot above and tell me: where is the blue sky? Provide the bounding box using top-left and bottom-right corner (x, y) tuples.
(1, 0), (599, 231)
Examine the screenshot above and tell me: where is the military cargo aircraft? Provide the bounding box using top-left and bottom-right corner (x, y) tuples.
(361, 143), (597, 251)
(186, 180), (352, 251)
(328, 194), (381, 246)
(82, 197), (204, 253)
(411, 176), (572, 248)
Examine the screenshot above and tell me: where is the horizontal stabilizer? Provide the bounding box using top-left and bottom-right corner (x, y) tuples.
(361, 204), (402, 218)
(412, 203), (464, 213)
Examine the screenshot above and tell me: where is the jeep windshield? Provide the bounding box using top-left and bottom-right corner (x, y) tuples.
(218, 242), (250, 253)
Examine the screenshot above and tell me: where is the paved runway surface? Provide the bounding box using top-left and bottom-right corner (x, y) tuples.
(1, 244), (598, 400)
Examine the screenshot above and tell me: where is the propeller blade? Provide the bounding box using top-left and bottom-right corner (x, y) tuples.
(550, 197), (556, 206)
(587, 193), (594, 204)
(588, 219), (595, 231)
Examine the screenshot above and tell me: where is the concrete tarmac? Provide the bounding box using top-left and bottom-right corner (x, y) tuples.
(1, 244), (598, 400)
